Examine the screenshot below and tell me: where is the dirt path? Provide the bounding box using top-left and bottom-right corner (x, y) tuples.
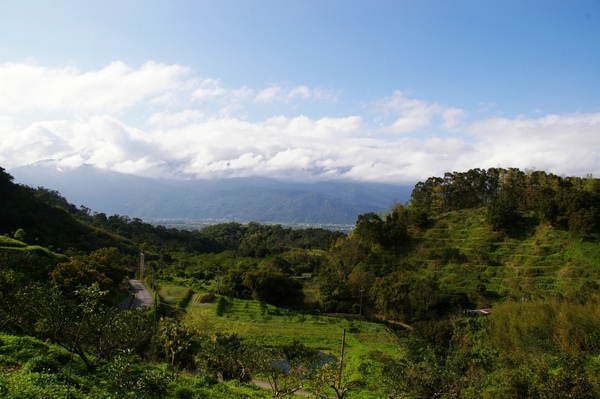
(120, 279), (154, 309)
(251, 379), (313, 397)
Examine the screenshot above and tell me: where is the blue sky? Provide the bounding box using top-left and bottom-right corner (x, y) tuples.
(1, 1), (599, 183)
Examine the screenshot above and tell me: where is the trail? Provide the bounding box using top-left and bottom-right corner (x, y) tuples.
(120, 279), (154, 309)
(251, 379), (313, 397)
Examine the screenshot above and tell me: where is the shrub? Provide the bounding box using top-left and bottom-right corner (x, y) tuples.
(23, 355), (62, 374)
(199, 293), (216, 303)
(177, 288), (195, 310)
(175, 386), (195, 399)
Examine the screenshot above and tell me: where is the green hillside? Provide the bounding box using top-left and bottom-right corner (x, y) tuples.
(3, 165), (600, 398)
(414, 207), (600, 302)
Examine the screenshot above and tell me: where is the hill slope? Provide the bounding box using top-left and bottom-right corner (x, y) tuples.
(11, 163), (413, 225)
(413, 208), (600, 303)
(0, 166), (138, 254)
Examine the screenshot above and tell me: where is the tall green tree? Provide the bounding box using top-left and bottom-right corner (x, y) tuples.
(50, 247), (128, 297)
(487, 195), (519, 231)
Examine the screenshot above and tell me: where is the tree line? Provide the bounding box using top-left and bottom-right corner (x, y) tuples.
(4, 164), (600, 397)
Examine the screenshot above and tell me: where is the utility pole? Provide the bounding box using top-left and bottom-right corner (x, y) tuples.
(216, 266), (221, 295)
(338, 328), (346, 390)
(139, 253), (145, 280)
(359, 286), (364, 318)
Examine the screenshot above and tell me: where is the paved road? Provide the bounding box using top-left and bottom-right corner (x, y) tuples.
(122, 279), (154, 309)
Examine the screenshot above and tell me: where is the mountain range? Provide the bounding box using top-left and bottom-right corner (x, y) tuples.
(10, 162), (413, 227)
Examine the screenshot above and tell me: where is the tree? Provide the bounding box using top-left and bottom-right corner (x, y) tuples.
(201, 332), (253, 382)
(363, 357), (411, 399)
(154, 318), (202, 378)
(243, 268), (304, 306)
(25, 284), (152, 372)
(568, 208), (596, 238)
(538, 197), (559, 224)
(313, 330), (363, 399)
(0, 269), (20, 331)
(353, 213), (385, 248)
(370, 272), (414, 322)
(254, 340), (321, 398)
(487, 195), (519, 231)
(103, 350), (171, 399)
(50, 247), (128, 297)
(314, 361), (363, 399)
(0, 166), (19, 232)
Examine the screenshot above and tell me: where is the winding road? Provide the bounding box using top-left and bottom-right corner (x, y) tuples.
(121, 279), (154, 309)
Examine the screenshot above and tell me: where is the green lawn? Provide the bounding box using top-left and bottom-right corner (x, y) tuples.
(158, 283), (400, 355)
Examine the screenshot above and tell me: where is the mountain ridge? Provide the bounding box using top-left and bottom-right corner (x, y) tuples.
(10, 163), (414, 225)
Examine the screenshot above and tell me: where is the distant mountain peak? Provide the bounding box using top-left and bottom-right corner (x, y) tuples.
(10, 164), (414, 225)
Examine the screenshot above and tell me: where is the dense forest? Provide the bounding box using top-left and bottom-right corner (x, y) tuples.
(2, 165), (600, 398)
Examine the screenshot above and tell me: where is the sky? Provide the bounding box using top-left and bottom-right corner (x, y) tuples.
(1, 0), (599, 184)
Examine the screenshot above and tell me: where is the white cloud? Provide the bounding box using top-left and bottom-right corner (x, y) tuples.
(373, 91), (469, 135)
(463, 113), (600, 177)
(192, 78), (225, 99)
(0, 61), (190, 114)
(2, 61), (600, 184)
(255, 86), (282, 102)
(268, 148), (313, 169)
(147, 110), (205, 128)
(288, 85), (311, 100)
(254, 84), (337, 104)
(441, 107), (467, 130)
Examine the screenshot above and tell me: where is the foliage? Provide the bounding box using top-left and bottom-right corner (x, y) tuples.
(489, 297), (600, 355)
(103, 349), (171, 398)
(0, 170), (138, 254)
(487, 195), (520, 232)
(352, 202), (409, 249)
(313, 358), (364, 399)
(253, 339), (321, 398)
(153, 317), (203, 377)
(243, 268), (304, 305)
(200, 332), (254, 382)
(21, 284), (153, 372)
(50, 247), (128, 297)
(6, 164), (600, 397)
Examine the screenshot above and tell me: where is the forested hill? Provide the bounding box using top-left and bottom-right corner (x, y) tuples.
(0, 166), (344, 258)
(4, 165), (600, 397)
(0, 166), (138, 254)
(409, 167), (600, 234)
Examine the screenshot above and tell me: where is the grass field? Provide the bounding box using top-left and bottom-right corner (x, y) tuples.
(159, 282), (400, 355)
(157, 281), (402, 398)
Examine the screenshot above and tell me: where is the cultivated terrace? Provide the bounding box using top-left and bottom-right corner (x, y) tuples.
(2, 165), (600, 398)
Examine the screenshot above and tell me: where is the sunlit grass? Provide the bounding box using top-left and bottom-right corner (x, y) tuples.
(152, 283), (402, 364)
(186, 294), (398, 354)
(157, 283), (191, 305)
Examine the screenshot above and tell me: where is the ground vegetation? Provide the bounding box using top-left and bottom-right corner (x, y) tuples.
(2, 165), (600, 397)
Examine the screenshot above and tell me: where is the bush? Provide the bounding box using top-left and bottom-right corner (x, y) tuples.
(216, 296), (232, 316)
(199, 293), (216, 303)
(23, 355), (62, 374)
(175, 386), (195, 399)
(487, 196), (519, 231)
(177, 288), (195, 309)
(0, 334), (50, 366)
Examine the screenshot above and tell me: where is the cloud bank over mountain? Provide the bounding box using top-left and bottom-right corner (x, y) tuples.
(2, 61), (600, 184)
